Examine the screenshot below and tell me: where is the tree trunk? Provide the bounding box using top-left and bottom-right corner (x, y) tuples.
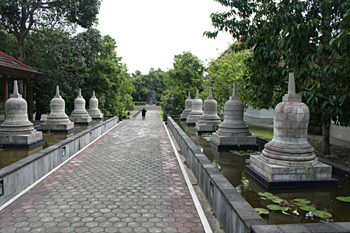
(27, 84), (34, 121)
(16, 35), (25, 94)
(322, 118), (331, 156)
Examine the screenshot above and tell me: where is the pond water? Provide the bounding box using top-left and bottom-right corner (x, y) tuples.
(175, 119), (350, 225)
(0, 119), (108, 169)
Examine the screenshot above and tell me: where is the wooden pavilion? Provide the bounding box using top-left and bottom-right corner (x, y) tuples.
(0, 51), (47, 114)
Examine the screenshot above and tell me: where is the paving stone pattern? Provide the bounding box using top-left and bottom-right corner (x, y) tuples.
(0, 111), (204, 232)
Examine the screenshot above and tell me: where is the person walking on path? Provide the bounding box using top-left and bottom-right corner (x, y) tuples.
(141, 107), (147, 120)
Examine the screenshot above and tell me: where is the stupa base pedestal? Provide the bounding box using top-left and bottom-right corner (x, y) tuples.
(210, 133), (258, 151)
(246, 154), (338, 189)
(91, 116), (104, 120)
(186, 116), (201, 125)
(70, 116), (93, 125)
(40, 122), (76, 133)
(194, 124), (219, 133)
(180, 112), (190, 121)
(0, 132), (45, 148)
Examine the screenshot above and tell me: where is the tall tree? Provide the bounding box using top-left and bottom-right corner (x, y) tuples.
(131, 68), (166, 102)
(205, 0), (350, 155)
(205, 47), (251, 112)
(0, 0), (101, 62)
(85, 35), (134, 115)
(162, 51), (205, 115)
(0, 0), (101, 120)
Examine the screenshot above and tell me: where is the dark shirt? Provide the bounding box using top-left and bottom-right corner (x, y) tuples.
(141, 109), (147, 116)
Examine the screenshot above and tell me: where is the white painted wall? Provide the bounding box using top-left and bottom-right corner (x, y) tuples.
(243, 106), (274, 124)
(330, 124), (350, 142)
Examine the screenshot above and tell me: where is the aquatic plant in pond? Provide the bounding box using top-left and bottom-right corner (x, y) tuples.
(336, 196), (350, 202)
(256, 192), (332, 219)
(230, 150), (260, 156)
(201, 133), (212, 141)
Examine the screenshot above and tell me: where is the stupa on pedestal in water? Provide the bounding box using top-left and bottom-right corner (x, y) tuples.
(210, 83), (257, 150)
(40, 86), (76, 133)
(70, 89), (92, 125)
(0, 80), (44, 148)
(186, 90), (203, 125)
(246, 73), (337, 189)
(146, 79), (157, 105)
(88, 90), (104, 120)
(195, 88), (221, 133)
(180, 92), (192, 121)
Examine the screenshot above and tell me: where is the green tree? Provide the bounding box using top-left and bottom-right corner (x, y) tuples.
(82, 35), (134, 115)
(131, 68), (166, 102)
(131, 70), (148, 102)
(162, 51), (205, 115)
(30, 28), (103, 119)
(0, 0), (101, 62)
(205, 0), (350, 155)
(205, 47), (251, 112)
(0, 0), (101, 120)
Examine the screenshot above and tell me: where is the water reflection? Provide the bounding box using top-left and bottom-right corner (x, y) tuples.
(175, 119), (350, 225)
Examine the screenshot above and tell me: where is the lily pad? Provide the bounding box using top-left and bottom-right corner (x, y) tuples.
(267, 204), (287, 211)
(313, 210), (332, 219)
(245, 159), (250, 164)
(254, 208), (269, 215)
(258, 192), (273, 197)
(294, 199), (311, 204)
(299, 205), (316, 212)
(336, 196), (350, 203)
(202, 137), (212, 141)
(282, 211), (290, 215)
(272, 198), (284, 204)
(266, 195), (281, 200)
(294, 202), (307, 206)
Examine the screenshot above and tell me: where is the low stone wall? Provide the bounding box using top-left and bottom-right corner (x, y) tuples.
(0, 116), (119, 207)
(167, 117), (350, 233)
(168, 117), (266, 232)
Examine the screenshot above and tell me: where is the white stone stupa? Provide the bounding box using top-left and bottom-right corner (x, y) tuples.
(210, 83), (257, 150)
(180, 92), (192, 121)
(0, 80), (44, 148)
(195, 88), (221, 133)
(246, 73), (337, 189)
(70, 89), (92, 124)
(40, 86), (76, 133)
(186, 90), (203, 125)
(88, 90), (104, 119)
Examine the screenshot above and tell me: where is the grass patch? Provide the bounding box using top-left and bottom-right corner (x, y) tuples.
(247, 123), (322, 148)
(247, 123), (274, 140)
(159, 110), (163, 119)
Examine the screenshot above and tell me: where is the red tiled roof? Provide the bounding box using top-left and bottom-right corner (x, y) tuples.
(0, 51), (47, 80)
(0, 51), (35, 71)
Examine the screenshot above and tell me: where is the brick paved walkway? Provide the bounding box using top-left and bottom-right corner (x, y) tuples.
(0, 111), (205, 232)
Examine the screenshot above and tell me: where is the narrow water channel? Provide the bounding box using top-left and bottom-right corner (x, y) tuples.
(175, 119), (350, 225)
(0, 119), (107, 169)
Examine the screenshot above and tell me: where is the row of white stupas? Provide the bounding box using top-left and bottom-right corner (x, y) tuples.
(180, 85), (258, 151)
(0, 81), (103, 148)
(179, 73), (336, 189)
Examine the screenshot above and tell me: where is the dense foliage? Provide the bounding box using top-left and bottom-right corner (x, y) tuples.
(0, 28), (134, 118)
(0, 0), (101, 119)
(161, 51), (205, 115)
(131, 68), (166, 102)
(205, 47), (250, 112)
(205, 0), (350, 155)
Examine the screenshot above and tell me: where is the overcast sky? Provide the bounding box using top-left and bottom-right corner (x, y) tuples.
(96, 0), (233, 75)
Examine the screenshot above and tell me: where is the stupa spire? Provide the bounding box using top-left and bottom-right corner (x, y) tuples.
(288, 72), (296, 94)
(11, 80), (21, 98)
(55, 86), (61, 98)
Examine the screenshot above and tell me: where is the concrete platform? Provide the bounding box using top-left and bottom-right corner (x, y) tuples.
(0, 111), (210, 232)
